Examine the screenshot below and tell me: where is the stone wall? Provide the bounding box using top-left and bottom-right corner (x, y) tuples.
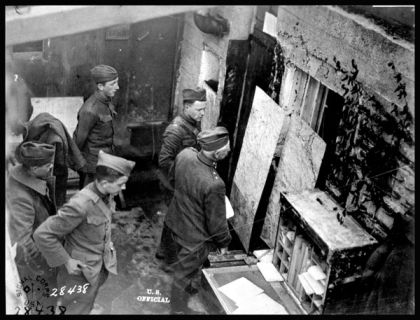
(174, 6), (256, 128)
(275, 5), (414, 239)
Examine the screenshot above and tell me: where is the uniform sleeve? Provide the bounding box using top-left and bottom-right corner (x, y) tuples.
(158, 125), (184, 177)
(204, 184), (232, 248)
(7, 195), (43, 262)
(73, 109), (98, 151)
(33, 198), (86, 268)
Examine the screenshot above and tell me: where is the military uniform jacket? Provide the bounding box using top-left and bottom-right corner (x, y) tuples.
(158, 115), (200, 189)
(73, 91), (116, 173)
(6, 165), (56, 274)
(34, 182), (117, 285)
(165, 148), (232, 250)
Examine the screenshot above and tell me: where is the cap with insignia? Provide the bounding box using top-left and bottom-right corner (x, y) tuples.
(182, 88), (207, 102)
(97, 150), (135, 177)
(197, 126), (229, 151)
(16, 141), (55, 167)
(90, 65), (118, 83)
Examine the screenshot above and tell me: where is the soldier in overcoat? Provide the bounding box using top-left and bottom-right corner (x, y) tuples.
(34, 150), (135, 314)
(6, 142), (58, 310)
(163, 127), (232, 314)
(156, 88), (207, 261)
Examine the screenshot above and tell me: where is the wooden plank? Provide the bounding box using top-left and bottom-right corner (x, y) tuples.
(6, 5), (216, 46)
(230, 87), (286, 251)
(261, 114), (326, 247)
(300, 78), (320, 126)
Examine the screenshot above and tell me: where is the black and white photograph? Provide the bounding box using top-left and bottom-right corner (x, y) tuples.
(5, 5), (414, 315)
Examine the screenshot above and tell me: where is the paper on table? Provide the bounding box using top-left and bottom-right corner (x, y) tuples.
(225, 196), (234, 219)
(253, 249), (273, 263)
(232, 293), (288, 314)
(257, 262), (283, 282)
(218, 277), (264, 306)
(307, 265), (327, 281)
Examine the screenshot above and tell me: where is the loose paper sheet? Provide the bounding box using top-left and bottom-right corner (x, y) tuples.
(225, 196), (234, 219)
(218, 277), (264, 306)
(232, 293), (288, 314)
(257, 262), (284, 282)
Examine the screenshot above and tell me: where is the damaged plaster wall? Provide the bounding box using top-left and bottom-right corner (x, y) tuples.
(275, 5), (414, 238)
(173, 6), (256, 129)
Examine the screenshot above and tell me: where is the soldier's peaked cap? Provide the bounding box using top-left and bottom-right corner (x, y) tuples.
(97, 150), (135, 177)
(197, 126), (229, 151)
(182, 88), (207, 102)
(90, 65), (118, 83)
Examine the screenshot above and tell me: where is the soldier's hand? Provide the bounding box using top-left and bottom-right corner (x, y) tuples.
(65, 258), (86, 275)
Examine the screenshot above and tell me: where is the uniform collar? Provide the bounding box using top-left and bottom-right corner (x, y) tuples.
(180, 114), (198, 127)
(89, 181), (109, 203)
(94, 90), (112, 104)
(197, 151), (217, 169)
(94, 91), (117, 116)
(9, 165), (49, 196)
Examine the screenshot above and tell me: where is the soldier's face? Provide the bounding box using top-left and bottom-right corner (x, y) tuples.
(214, 142), (231, 161)
(99, 78), (119, 98)
(185, 101), (206, 122)
(101, 176), (128, 196)
(32, 162), (54, 180)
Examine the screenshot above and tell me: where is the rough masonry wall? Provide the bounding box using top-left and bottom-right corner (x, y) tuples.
(275, 6), (414, 239)
(174, 6), (256, 128)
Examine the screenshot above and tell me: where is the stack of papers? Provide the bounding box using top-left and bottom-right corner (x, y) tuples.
(218, 277), (263, 305)
(298, 271), (325, 296)
(217, 277), (288, 314)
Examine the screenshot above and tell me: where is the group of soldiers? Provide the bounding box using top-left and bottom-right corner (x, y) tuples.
(6, 64), (232, 314)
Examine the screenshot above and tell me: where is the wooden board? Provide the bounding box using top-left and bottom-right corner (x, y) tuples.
(30, 97), (83, 135)
(261, 114), (326, 248)
(284, 189), (377, 253)
(230, 87), (286, 251)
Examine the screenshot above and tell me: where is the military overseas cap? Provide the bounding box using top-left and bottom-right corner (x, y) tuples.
(182, 88), (207, 102)
(16, 141), (55, 167)
(97, 150), (135, 177)
(197, 126), (229, 151)
(90, 65), (118, 83)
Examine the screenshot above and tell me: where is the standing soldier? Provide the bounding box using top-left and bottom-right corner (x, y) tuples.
(156, 87), (207, 261)
(6, 142), (58, 310)
(73, 65), (119, 188)
(34, 150), (135, 314)
(164, 127), (232, 314)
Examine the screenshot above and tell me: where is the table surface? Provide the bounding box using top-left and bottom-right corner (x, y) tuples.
(202, 265), (304, 314)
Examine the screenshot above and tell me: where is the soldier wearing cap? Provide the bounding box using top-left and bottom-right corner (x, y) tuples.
(34, 150), (135, 314)
(155, 87), (207, 260)
(6, 141), (58, 310)
(73, 64), (119, 188)
(163, 126), (232, 314)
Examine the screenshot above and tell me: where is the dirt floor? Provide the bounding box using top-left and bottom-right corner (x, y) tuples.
(68, 180), (216, 314)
